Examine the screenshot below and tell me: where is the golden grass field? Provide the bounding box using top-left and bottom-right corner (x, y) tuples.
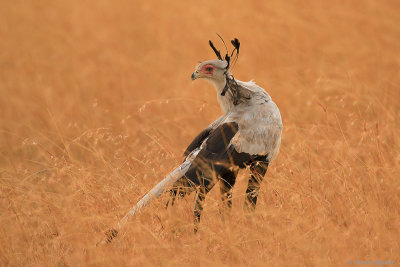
(1, 0), (400, 266)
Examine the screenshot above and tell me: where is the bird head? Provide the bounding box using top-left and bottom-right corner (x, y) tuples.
(191, 37), (240, 96)
(191, 60), (228, 81)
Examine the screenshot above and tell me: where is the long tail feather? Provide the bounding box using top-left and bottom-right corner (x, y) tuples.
(97, 160), (192, 245)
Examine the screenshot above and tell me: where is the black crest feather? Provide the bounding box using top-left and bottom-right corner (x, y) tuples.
(231, 38), (240, 54)
(209, 40), (222, 60)
(225, 54), (231, 69)
(207, 36), (241, 100)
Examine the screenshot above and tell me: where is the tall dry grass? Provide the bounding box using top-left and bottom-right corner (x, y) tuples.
(1, 0), (399, 266)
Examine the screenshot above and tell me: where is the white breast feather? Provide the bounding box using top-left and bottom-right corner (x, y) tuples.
(224, 81), (283, 162)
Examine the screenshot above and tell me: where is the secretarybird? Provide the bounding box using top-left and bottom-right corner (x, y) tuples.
(99, 37), (282, 245)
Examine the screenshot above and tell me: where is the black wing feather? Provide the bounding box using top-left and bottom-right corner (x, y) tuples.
(183, 128), (212, 157)
(184, 122), (254, 187)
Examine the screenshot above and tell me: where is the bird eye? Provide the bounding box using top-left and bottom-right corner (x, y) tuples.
(205, 66), (213, 72)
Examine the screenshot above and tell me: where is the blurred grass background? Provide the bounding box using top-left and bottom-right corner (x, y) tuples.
(0, 0), (399, 266)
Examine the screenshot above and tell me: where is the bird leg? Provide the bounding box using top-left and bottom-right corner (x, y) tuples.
(193, 187), (206, 233)
(245, 161), (269, 211)
(219, 169), (238, 212)
(193, 178), (216, 233)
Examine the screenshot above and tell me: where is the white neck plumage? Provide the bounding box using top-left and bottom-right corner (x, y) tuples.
(207, 78), (235, 114)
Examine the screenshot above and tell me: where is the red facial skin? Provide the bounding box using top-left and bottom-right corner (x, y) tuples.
(201, 64), (215, 75)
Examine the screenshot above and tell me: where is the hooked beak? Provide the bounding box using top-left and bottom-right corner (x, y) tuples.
(191, 71), (199, 80)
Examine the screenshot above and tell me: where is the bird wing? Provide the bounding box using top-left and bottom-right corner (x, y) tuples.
(184, 122), (253, 187)
(181, 89), (282, 187)
(182, 115), (226, 158)
(183, 128), (211, 157)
